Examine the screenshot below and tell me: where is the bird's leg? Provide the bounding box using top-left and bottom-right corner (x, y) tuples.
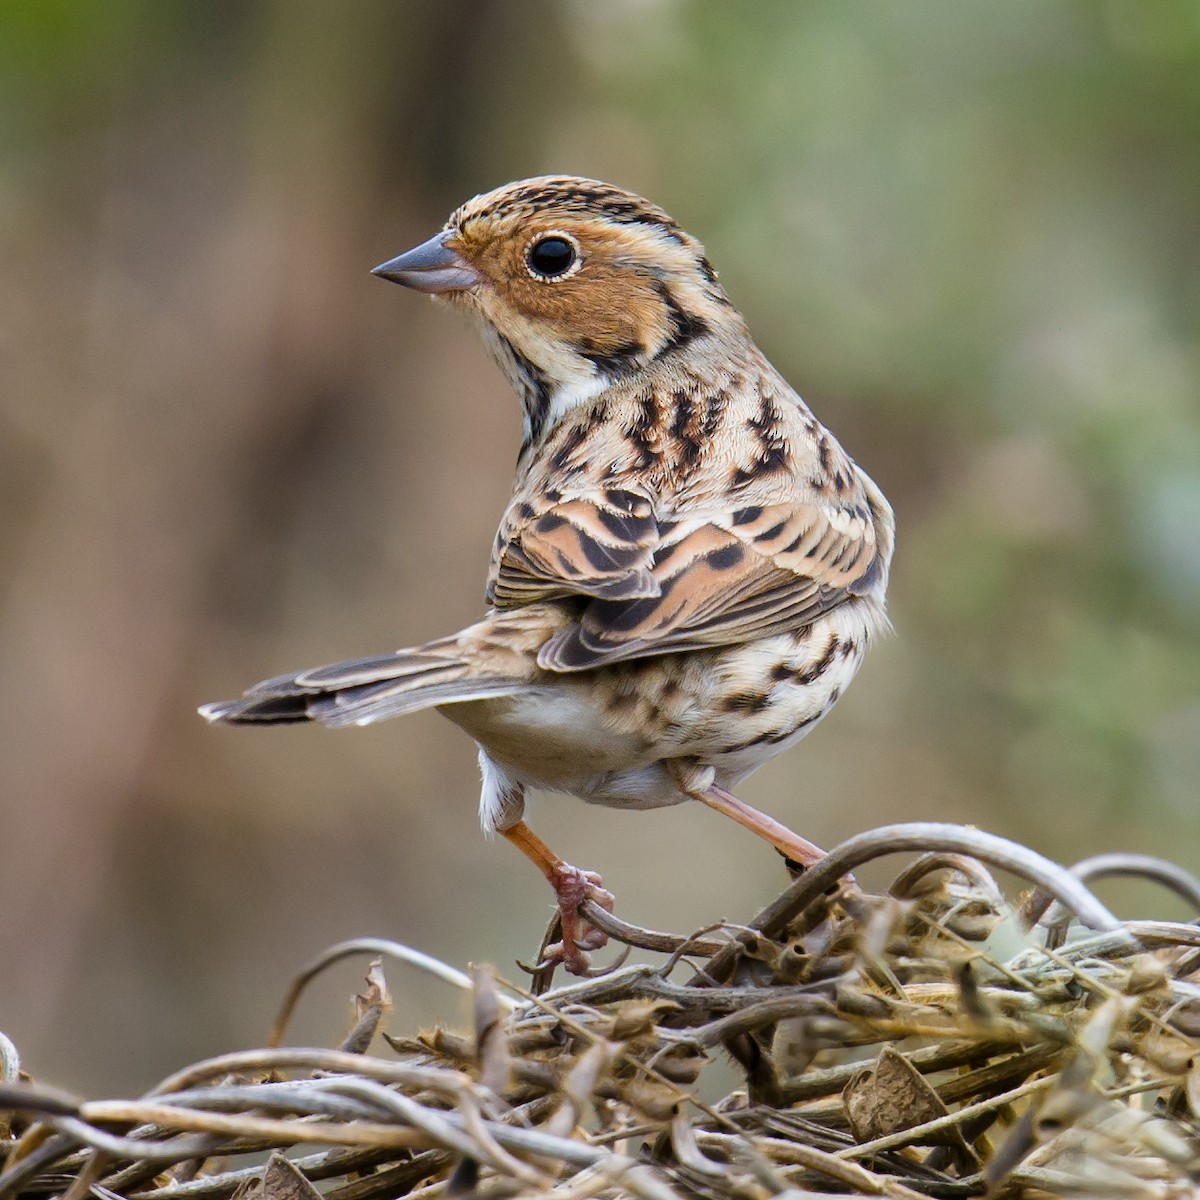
(501, 820), (614, 975)
(692, 783), (828, 870)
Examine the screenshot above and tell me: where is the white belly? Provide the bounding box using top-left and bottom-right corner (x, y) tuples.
(443, 599), (883, 829)
(446, 686), (656, 782)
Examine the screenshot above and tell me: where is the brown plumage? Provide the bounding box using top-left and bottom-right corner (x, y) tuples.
(202, 176), (894, 974)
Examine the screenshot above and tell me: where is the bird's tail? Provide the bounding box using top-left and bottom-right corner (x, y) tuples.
(200, 630), (528, 730)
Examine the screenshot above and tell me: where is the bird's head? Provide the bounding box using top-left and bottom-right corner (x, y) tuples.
(373, 177), (743, 439)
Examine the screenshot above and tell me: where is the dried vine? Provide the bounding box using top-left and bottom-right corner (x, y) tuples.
(2, 822), (1199, 1200)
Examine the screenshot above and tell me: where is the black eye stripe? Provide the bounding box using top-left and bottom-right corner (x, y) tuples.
(528, 236), (577, 279)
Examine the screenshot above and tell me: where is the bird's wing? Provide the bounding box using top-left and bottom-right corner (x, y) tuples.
(487, 485), (663, 605)
(535, 494), (885, 670)
(490, 471), (887, 672)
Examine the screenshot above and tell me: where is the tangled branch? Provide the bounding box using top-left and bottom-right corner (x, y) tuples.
(3, 822), (1199, 1200)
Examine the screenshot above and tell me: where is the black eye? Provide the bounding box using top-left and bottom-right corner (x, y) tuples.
(528, 236), (576, 279)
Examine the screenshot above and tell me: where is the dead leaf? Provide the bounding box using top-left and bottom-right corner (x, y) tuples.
(472, 963), (509, 1094)
(337, 960), (390, 1054)
(259, 1153), (323, 1200)
(842, 1044), (977, 1166)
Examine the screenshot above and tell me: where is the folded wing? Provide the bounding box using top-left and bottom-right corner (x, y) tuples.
(491, 484), (885, 672)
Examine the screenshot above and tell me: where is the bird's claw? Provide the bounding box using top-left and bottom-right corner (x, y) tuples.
(534, 941), (632, 978)
(546, 864), (614, 975)
(537, 939), (592, 975)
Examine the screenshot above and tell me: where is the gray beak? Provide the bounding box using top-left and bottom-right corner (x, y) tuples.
(371, 231), (482, 294)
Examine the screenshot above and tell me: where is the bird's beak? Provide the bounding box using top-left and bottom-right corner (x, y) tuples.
(371, 231), (482, 294)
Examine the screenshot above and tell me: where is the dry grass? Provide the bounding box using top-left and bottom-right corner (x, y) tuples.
(3, 821), (1200, 1200)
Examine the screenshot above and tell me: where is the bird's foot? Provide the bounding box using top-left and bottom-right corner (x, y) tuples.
(541, 864), (615, 975)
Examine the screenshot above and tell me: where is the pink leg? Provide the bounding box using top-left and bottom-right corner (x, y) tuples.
(693, 784), (828, 869)
(502, 821), (615, 975)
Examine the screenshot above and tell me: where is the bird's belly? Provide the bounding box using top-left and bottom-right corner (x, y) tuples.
(442, 687), (655, 784)
(444, 600), (881, 807)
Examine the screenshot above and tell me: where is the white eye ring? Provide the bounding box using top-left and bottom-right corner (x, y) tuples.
(525, 230), (583, 282)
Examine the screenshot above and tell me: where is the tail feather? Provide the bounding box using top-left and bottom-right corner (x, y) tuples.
(199, 695), (315, 724)
(308, 679), (527, 728)
(201, 643), (524, 729)
(246, 647), (462, 697)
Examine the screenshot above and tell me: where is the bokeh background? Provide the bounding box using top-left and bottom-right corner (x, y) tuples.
(3, 0), (1199, 1094)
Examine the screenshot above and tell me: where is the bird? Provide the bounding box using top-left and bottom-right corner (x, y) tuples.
(201, 176), (895, 975)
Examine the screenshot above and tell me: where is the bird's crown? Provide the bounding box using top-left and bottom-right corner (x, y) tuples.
(448, 176), (684, 239)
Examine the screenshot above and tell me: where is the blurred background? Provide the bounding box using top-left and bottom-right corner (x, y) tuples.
(2, 0), (1199, 1094)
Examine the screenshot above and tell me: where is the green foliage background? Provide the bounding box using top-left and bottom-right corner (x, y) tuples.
(1, 0), (1198, 1091)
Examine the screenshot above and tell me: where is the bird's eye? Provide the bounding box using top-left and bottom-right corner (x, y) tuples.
(527, 235), (577, 279)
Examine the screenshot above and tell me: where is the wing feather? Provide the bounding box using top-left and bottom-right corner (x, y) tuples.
(489, 390), (890, 672)
(488, 488), (661, 605)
